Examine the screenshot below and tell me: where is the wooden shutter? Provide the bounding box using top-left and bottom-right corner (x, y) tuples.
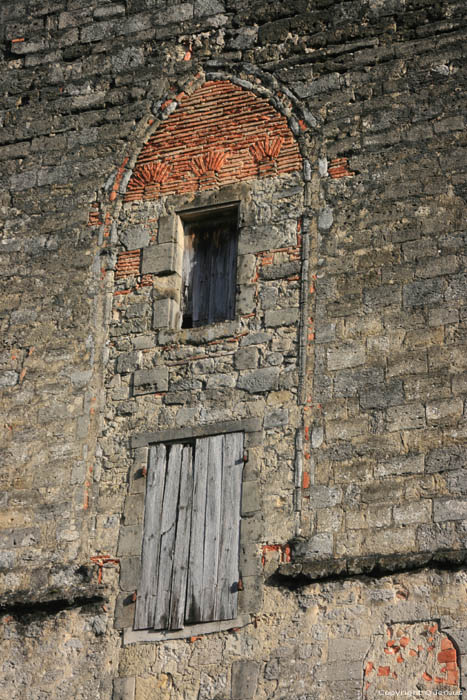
(135, 443), (193, 631)
(187, 225), (237, 327)
(135, 433), (243, 631)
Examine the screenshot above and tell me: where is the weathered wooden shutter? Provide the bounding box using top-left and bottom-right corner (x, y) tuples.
(134, 433), (243, 631)
(185, 225), (237, 327)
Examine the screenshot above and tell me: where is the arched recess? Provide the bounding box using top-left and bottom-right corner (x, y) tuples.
(93, 74), (317, 636)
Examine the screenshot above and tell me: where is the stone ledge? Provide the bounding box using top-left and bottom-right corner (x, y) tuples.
(276, 549), (467, 583)
(0, 565), (106, 614)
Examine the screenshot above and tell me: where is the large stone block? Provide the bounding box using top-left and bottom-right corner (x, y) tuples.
(152, 297), (179, 329)
(231, 660), (259, 699)
(237, 367), (279, 393)
(141, 242), (182, 276)
(133, 368), (168, 395)
(113, 677), (135, 700)
(433, 499), (467, 522)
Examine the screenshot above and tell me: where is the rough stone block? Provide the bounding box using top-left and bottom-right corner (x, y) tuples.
(359, 379), (404, 409)
(326, 417), (368, 440)
(260, 260), (300, 281)
(386, 403), (426, 431)
(374, 454), (424, 478)
(386, 353), (429, 379)
(235, 346), (258, 370)
(158, 214), (183, 245)
(363, 284), (401, 309)
(141, 242), (182, 276)
(117, 525), (143, 557)
(241, 481), (260, 515)
(433, 499), (467, 522)
(94, 4), (126, 20)
(309, 485), (342, 508)
(120, 225), (150, 250)
(116, 351), (141, 374)
(133, 368), (168, 395)
(393, 499), (432, 525)
(403, 278), (444, 308)
(299, 533), (333, 559)
(426, 398), (463, 424)
(264, 307), (299, 327)
(0, 371), (19, 387)
(240, 516), (263, 543)
(231, 660), (259, 700)
(426, 446), (465, 473)
(114, 592), (136, 630)
(236, 284), (256, 315)
(123, 492), (144, 525)
(264, 407), (288, 429)
(239, 542), (261, 577)
(238, 575), (263, 613)
(152, 297), (179, 330)
(238, 221), (296, 254)
(315, 661), (361, 682)
(328, 637), (371, 663)
(119, 557), (141, 592)
(334, 367), (384, 397)
(327, 344), (365, 370)
(113, 677), (135, 700)
(236, 253), (256, 284)
(237, 367), (279, 393)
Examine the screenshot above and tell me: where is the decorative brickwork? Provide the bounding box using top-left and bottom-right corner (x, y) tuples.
(125, 81), (302, 201)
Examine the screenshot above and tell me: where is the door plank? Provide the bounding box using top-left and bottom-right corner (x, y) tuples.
(168, 444), (193, 630)
(216, 432), (243, 620)
(134, 444), (167, 630)
(185, 436), (209, 623)
(153, 443), (183, 629)
(200, 434), (223, 621)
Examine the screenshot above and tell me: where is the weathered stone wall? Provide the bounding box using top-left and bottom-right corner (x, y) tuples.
(0, 0), (466, 698)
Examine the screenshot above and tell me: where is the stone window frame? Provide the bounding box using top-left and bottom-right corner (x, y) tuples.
(140, 182), (258, 344)
(117, 417), (263, 645)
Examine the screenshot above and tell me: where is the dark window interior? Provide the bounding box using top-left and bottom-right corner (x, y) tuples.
(181, 205), (238, 328)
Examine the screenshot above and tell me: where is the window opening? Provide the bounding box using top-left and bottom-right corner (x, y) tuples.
(134, 432), (244, 632)
(181, 205), (238, 328)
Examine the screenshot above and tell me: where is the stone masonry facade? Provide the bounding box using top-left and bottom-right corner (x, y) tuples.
(0, 0), (466, 699)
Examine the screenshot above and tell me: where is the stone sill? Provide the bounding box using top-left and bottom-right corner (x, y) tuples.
(123, 613), (251, 645)
(276, 549), (467, 583)
(158, 318), (243, 347)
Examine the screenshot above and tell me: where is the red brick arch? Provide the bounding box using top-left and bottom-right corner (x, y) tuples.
(124, 80), (302, 202)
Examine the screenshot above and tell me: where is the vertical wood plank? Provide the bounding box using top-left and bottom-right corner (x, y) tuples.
(152, 443), (183, 629)
(182, 231), (195, 325)
(216, 432), (243, 620)
(192, 235), (210, 326)
(210, 228), (236, 323)
(185, 437), (209, 624)
(200, 434), (223, 621)
(168, 444), (193, 630)
(134, 444), (167, 630)
(225, 231), (237, 320)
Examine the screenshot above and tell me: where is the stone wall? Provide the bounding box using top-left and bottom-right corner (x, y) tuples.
(0, 0), (466, 698)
